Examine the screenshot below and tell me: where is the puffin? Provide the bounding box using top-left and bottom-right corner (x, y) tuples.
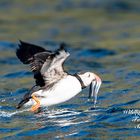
(16, 41), (102, 112)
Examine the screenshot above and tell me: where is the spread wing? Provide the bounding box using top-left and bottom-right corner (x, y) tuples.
(16, 41), (69, 88)
(16, 41), (54, 87)
(41, 46), (70, 88)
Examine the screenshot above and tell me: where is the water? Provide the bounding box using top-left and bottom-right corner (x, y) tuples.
(0, 0), (140, 139)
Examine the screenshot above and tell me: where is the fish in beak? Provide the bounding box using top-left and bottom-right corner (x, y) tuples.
(89, 74), (102, 105)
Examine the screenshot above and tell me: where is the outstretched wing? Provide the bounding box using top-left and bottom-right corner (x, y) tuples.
(16, 41), (54, 87)
(41, 44), (70, 88)
(16, 41), (70, 109)
(16, 41), (69, 88)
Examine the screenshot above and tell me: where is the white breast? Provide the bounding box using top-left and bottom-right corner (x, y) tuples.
(25, 75), (82, 107)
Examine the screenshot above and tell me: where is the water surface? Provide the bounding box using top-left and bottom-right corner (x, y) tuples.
(0, 0), (140, 139)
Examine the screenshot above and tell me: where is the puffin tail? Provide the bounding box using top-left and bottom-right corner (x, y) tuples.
(16, 95), (32, 109)
(16, 85), (39, 109)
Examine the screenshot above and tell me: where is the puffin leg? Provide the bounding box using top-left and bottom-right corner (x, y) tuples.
(30, 95), (40, 112)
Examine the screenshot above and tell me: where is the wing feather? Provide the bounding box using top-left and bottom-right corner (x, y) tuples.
(16, 41), (69, 88)
(41, 44), (70, 87)
(16, 41), (54, 87)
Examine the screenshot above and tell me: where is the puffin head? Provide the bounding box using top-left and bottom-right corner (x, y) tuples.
(77, 72), (102, 104)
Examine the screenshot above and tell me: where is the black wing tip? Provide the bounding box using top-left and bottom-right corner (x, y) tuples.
(54, 42), (69, 56)
(16, 40), (48, 64)
(18, 40), (30, 46)
(19, 40), (22, 43)
(18, 40), (24, 45)
(58, 42), (68, 52)
(17, 40), (26, 50)
(60, 42), (66, 49)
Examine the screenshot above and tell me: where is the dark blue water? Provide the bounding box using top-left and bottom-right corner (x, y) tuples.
(0, 0), (140, 139)
(1, 41), (140, 139)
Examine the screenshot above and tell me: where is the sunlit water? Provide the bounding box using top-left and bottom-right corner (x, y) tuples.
(0, 0), (140, 140)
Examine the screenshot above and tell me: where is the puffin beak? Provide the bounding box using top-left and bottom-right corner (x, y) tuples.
(89, 74), (102, 105)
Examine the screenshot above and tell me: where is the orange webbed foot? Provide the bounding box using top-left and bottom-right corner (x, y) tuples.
(30, 95), (40, 112)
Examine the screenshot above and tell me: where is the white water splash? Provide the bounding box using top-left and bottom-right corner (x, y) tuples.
(0, 108), (30, 117)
